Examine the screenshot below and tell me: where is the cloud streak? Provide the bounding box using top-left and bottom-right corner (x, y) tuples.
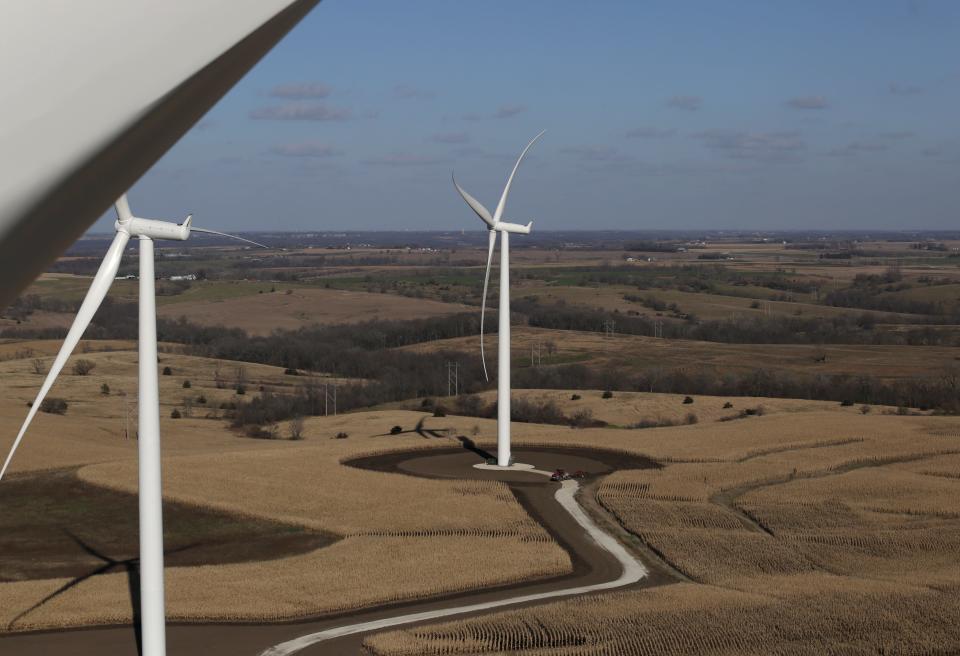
(666, 95), (702, 111)
(889, 82), (923, 96)
(626, 127), (676, 139)
(393, 84), (435, 100)
(429, 131), (470, 144)
(363, 152), (448, 167)
(269, 82), (332, 99)
(786, 95), (829, 110)
(250, 103), (352, 121)
(694, 129), (804, 161)
(270, 141), (344, 158)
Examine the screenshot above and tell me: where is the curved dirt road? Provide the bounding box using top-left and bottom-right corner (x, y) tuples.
(0, 447), (662, 656)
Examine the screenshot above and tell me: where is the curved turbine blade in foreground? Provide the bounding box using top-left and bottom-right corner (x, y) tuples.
(190, 227), (269, 249)
(492, 130), (546, 224)
(452, 174), (495, 227)
(0, 230), (130, 480)
(479, 229), (498, 381)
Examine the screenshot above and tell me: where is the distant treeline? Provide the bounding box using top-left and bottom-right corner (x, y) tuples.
(514, 363), (960, 414)
(516, 299), (960, 347)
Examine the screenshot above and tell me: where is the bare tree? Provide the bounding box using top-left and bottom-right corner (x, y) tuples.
(73, 359), (96, 376)
(31, 358), (46, 375)
(214, 362), (225, 389)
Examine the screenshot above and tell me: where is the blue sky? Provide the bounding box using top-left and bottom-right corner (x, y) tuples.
(105, 0), (959, 232)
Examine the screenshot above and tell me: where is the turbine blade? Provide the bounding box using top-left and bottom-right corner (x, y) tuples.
(452, 173), (495, 227)
(114, 195), (132, 223)
(493, 130), (546, 225)
(480, 230), (497, 382)
(190, 227), (268, 249)
(0, 230), (129, 481)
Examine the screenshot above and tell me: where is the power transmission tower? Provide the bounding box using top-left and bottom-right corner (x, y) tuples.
(446, 361), (459, 397)
(324, 382), (337, 416)
(653, 319), (663, 339)
(603, 319), (616, 338)
(531, 342), (542, 367)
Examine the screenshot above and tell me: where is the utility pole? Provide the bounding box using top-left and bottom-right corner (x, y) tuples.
(446, 361), (459, 397)
(603, 319), (616, 338)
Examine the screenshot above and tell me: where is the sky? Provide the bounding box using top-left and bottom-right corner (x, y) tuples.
(100, 0), (960, 233)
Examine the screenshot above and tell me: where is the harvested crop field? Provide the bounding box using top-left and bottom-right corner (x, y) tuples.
(364, 411), (960, 655)
(156, 287), (473, 335)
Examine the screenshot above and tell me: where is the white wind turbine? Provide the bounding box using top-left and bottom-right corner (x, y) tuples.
(453, 130), (545, 468)
(0, 195), (266, 656)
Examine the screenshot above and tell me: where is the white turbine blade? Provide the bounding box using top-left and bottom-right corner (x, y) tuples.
(114, 195), (133, 223)
(452, 173), (495, 227)
(480, 230), (497, 382)
(190, 227), (268, 249)
(493, 130), (546, 225)
(0, 230), (129, 481)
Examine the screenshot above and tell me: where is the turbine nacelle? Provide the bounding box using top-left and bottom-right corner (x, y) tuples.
(491, 220), (533, 235)
(118, 216), (193, 241)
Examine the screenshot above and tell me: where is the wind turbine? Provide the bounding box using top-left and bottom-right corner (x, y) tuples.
(0, 195), (266, 656)
(453, 130), (545, 468)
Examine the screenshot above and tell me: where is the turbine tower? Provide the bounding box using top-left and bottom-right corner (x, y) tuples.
(453, 131), (545, 467)
(0, 195), (265, 656)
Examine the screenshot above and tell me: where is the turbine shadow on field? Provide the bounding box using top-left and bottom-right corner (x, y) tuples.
(374, 417), (453, 440)
(456, 435), (495, 462)
(8, 531), (198, 655)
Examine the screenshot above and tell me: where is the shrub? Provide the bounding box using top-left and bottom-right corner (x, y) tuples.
(570, 408), (604, 429)
(390, 425), (403, 435)
(197, 394), (207, 404)
(334, 431), (349, 439)
(601, 390), (613, 399)
(433, 407), (447, 418)
(39, 398), (68, 415)
(840, 399), (854, 407)
(571, 394), (582, 401)
(685, 412), (698, 425)
(182, 380), (191, 389)
(421, 398), (434, 408)
(162, 366), (172, 376)
(284, 368), (301, 376)
(236, 384), (246, 395)
(73, 359), (95, 376)
(100, 383), (110, 396)
(31, 358), (46, 375)
(723, 401), (733, 409)
(245, 424), (278, 439)
(170, 408), (181, 419)
(288, 416), (305, 440)
(683, 396), (694, 404)
(860, 404), (871, 415)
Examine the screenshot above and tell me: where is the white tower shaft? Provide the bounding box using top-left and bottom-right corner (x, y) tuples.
(497, 231), (511, 466)
(137, 236), (167, 656)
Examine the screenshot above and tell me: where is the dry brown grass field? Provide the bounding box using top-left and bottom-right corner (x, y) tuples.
(515, 282), (915, 322)
(400, 326), (960, 381)
(364, 411), (960, 655)
(156, 287), (472, 335)
(0, 345), (574, 631)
